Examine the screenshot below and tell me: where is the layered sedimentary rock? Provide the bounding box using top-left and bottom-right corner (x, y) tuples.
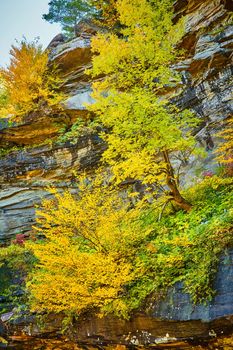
(1, 0), (232, 241)
(0, 135), (104, 242)
(0, 22), (103, 242)
(0, 0), (233, 338)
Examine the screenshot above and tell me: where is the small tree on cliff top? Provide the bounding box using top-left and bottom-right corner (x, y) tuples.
(43, 0), (119, 34)
(43, 0), (93, 36)
(0, 39), (64, 121)
(88, 0), (198, 211)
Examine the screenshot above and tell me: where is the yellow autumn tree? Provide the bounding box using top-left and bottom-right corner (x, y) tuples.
(216, 116), (233, 174)
(0, 39), (64, 121)
(90, 0), (118, 27)
(88, 0), (198, 212)
(0, 77), (8, 112)
(26, 174), (151, 318)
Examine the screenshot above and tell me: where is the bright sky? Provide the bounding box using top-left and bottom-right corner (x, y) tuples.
(0, 0), (61, 66)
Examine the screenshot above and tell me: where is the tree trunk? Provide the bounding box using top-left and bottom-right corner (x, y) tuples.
(162, 150), (192, 212)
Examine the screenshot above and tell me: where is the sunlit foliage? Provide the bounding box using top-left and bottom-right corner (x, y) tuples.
(25, 175), (233, 319)
(90, 0), (118, 27)
(2, 0), (232, 326)
(26, 175), (151, 318)
(119, 176), (233, 311)
(0, 78), (8, 111)
(0, 39), (64, 121)
(216, 116), (233, 174)
(146, 176), (233, 304)
(88, 0), (198, 212)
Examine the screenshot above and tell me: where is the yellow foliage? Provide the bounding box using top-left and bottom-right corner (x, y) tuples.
(89, 0), (184, 91)
(26, 174), (151, 317)
(87, 0), (196, 211)
(0, 39), (64, 121)
(216, 116), (233, 168)
(90, 0), (118, 27)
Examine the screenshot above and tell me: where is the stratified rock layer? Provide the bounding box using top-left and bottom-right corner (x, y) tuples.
(1, 0), (232, 242)
(0, 0), (232, 337)
(0, 134), (104, 242)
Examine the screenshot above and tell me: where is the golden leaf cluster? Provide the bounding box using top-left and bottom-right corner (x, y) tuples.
(216, 116), (233, 169)
(0, 39), (64, 121)
(26, 175), (151, 317)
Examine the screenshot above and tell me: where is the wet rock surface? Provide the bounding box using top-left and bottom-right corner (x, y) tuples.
(1, 319), (233, 349)
(70, 314), (233, 346)
(152, 251), (233, 321)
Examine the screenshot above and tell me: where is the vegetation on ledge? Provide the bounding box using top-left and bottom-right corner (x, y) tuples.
(0, 175), (232, 321)
(0, 39), (65, 122)
(0, 0), (232, 329)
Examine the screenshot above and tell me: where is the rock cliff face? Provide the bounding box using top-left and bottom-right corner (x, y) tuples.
(0, 0), (232, 242)
(0, 135), (104, 242)
(174, 0), (233, 144)
(0, 0), (233, 335)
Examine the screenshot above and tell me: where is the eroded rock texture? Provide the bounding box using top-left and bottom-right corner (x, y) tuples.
(0, 135), (104, 242)
(0, 0), (231, 241)
(0, 0), (232, 331)
(0, 20), (104, 243)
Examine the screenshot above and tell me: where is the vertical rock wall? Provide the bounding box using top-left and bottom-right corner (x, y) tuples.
(0, 0), (232, 242)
